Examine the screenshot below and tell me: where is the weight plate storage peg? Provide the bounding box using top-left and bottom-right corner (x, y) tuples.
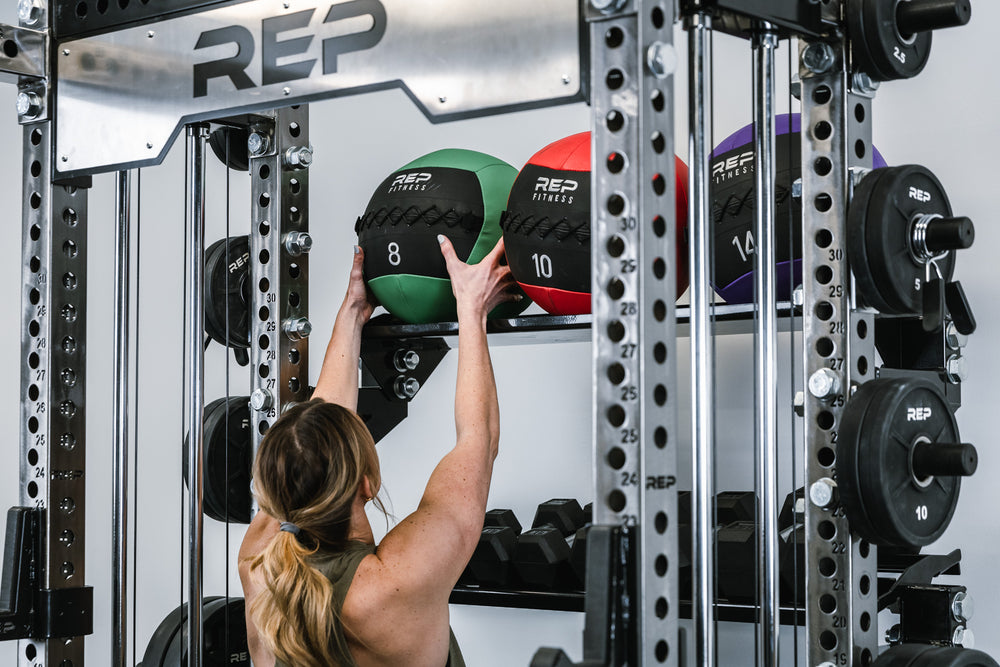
(204, 235), (251, 365)
(847, 165), (974, 319)
(847, 0), (971, 82)
(838, 377), (978, 549)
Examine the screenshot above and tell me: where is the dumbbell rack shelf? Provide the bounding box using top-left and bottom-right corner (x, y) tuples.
(449, 584), (806, 626)
(362, 301), (797, 346)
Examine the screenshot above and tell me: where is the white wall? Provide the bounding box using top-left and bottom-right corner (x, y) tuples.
(0, 5), (999, 665)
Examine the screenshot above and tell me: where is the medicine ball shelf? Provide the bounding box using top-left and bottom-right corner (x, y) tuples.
(362, 301), (797, 347)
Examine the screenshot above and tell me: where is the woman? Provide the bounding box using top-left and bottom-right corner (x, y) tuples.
(239, 234), (518, 666)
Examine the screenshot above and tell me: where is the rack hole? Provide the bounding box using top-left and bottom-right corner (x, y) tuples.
(258, 277), (269, 293)
(859, 540), (870, 558)
(651, 89), (665, 112)
(30, 256), (41, 273)
(652, 215), (665, 237)
(258, 192), (271, 208)
(258, 164), (270, 180)
(258, 221), (270, 236)
(813, 121), (833, 141)
(607, 194), (626, 216)
(288, 377), (300, 393)
(28, 320), (40, 337)
(653, 342), (667, 364)
(815, 301), (834, 321)
(857, 319), (868, 339)
(814, 156), (833, 176)
(818, 520), (836, 540)
(63, 208), (78, 226)
(30, 129), (42, 146)
(605, 69), (625, 90)
(814, 193), (833, 212)
(27, 482), (38, 498)
(289, 122), (301, 138)
(258, 306), (269, 321)
(606, 235), (625, 258)
(605, 26), (624, 48)
(289, 263), (301, 279)
(819, 594), (837, 613)
(28, 385), (39, 401)
(27, 449), (38, 466)
(607, 405), (626, 427)
(815, 265), (833, 285)
(606, 110), (625, 132)
(815, 229), (833, 248)
(819, 631), (837, 650)
(258, 335), (269, 350)
(607, 362), (626, 385)
(860, 612), (871, 632)
(653, 299), (666, 322)
(607, 321), (625, 342)
(288, 348), (300, 364)
(655, 512), (667, 534)
(29, 288), (40, 305)
(818, 446), (836, 467)
(816, 337), (834, 357)
(653, 384), (667, 406)
(655, 641), (668, 663)
(30, 192), (41, 209)
(652, 174), (666, 195)
(289, 178), (301, 194)
(258, 364), (269, 379)
(64, 240), (78, 258)
(817, 411), (835, 431)
(259, 249), (270, 264)
(855, 139), (867, 159)
(855, 103), (866, 123)
(651, 131), (665, 154)
(819, 557), (836, 576)
(607, 278), (625, 300)
(655, 597), (668, 619)
(607, 447), (626, 470)
(258, 421), (269, 435)
(289, 291), (300, 308)
(607, 490), (626, 512)
(651, 5), (665, 28)
(861, 649), (874, 666)
(813, 85), (832, 104)
(28, 417), (38, 434)
(857, 356), (869, 375)
(607, 152), (626, 174)
(860, 575), (871, 595)
(24, 644), (36, 660)
(654, 426), (667, 449)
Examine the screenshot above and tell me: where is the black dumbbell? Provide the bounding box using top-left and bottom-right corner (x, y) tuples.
(513, 499), (588, 590)
(462, 509), (523, 587)
(716, 521), (756, 602)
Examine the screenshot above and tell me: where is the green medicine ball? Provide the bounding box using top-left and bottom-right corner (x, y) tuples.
(356, 148), (529, 323)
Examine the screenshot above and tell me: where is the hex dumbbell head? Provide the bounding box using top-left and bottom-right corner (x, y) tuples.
(532, 499), (586, 537)
(485, 508), (522, 535)
(513, 525), (573, 590)
(468, 526), (518, 587)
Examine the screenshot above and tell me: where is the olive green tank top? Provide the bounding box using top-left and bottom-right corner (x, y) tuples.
(274, 541), (465, 667)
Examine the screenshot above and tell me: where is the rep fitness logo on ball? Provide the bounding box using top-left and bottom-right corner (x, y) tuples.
(533, 176), (579, 204)
(388, 172), (434, 193)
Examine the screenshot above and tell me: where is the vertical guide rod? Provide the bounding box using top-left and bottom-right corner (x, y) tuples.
(112, 169), (131, 667)
(184, 123), (210, 667)
(751, 25), (780, 667)
(687, 11), (715, 667)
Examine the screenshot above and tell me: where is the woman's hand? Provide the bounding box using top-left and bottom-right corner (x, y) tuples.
(438, 235), (519, 326)
(344, 245), (378, 323)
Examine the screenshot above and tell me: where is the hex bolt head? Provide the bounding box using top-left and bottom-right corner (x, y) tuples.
(250, 388), (273, 411)
(283, 317), (312, 341)
(247, 131), (269, 157)
(946, 322), (969, 350)
(945, 355), (967, 383)
(808, 368), (841, 400)
(802, 42), (835, 74)
(284, 146), (313, 169)
(792, 178), (803, 199)
(394, 376), (420, 400)
(952, 591), (975, 622)
(952, 626), (970, 647)
(885, 624), (901, 645)
(851, 70), (880, 96)
(793, 390), (805, 417)
(646, 41), (675, 79)
(590, 0), (626, 12)
(283, 231), (313, 256)
(393, 349), (420, 372)
(16, 92), (42, 119)
(18, 0), (44, 25)
(809, 478), (837, 508)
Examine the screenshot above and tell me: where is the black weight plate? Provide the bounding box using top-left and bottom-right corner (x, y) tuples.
(836, 379), (891, 542)
(209, 127), (251, 172)
(144, 597), (223, 667)
(862, 0), (933, 82)
(200, 397), (231, 523)
(847, 167), (894, 312)
(866, 166), (955, 315)
(873, 643), (936, 667)
(913, 647), (1000, 667)
(202, 597), (250, 666)
(858, 377), (961, 548)
(204, 236), (251, 350)
(204, 397), (253, 524)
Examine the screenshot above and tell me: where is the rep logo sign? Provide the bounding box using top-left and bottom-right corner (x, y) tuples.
(193, 0), (386, 98)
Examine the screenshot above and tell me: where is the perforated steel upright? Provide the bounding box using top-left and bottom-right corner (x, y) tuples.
(248, 107), (312, 465)
(799, 38), (879, 666)
(588, 0), (679, 663)
(18, 123), (91, 667)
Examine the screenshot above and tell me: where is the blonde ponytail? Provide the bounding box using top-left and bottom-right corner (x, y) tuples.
(247, 531), (339, 667)
(247, 399), (383, 666)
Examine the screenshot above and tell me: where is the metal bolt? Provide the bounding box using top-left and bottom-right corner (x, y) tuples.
(394, 376), (420, 400)
(790, 79), (802, 101)
(18, 0), (44, 25)
(953, 626), (970, 647)
(16, 91), (41, 119)
(146, 142), (153, 150)
(283, 231), (313, 256)
(394, 350), (420, 372)
(885, 624), (901, 645)
(808, 368), (841, 400)
(791, 177), (802, 199)
(250, 388), (273, 411)
(809, 478), (837, 508)
(851, 70), (881, 96)
(791, 285), (804, 308)
(793, 391), (804, 417)
(958, 628), (975, 649)
(247, 131), (269, 157)
(282, 86), (291, 96)
(646, 41), (675, 79)
(438, 96), (447, 104)
(561, 74), (571, 85)
(283, 317), (312, 341)
(147, 30), (155, 38)
(945, 322), (968, 350)
(802, 42), (835, 74)
(945, 355), (967, 383)
(590, 0), (626, 13)
(952, 591), (974, 622)
(284, 145), (313, 169)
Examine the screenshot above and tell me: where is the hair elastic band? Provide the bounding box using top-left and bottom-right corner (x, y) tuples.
(279, 521), (301, 535)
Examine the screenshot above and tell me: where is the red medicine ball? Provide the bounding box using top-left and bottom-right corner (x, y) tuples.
(501, 132), (689, 315)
